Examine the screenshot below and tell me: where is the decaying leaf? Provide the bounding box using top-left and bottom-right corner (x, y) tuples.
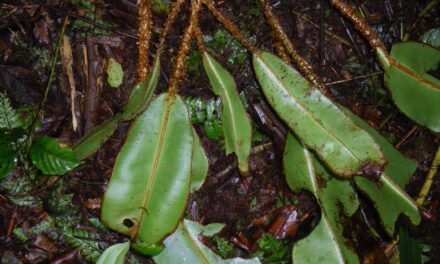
(154, 219), (261, 264)
(101, 92), (193, 255)
(203, 52), (252, 174)
(253, 51), (385, 178)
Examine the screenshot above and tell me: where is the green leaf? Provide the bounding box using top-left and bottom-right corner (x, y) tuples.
(101, 93), (193, 256)
(154, 219), (260, 264)
(254, 233), (290, 263)
(0, 144), (16, 179)
(420, 28), (440, 48)
(399, 228), (422, 264)
(341, 108), (421, 235)
(203, 53), (252, 174)
(190, 128), (209, 192)
(284, 133), (360, 264)
(107, 58), (124, 88)
(253, 52), (385, 178)
(29, 136), (81, 175)
(0, 92), (20, 130)
(73, 114), (121, 160)
(97, 241), (130, 264)
(381, 42), (440, 132)
(122, 58), (160, 121)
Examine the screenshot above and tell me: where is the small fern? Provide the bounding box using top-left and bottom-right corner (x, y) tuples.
(64, 229), (103, 262)
(0, 92), (19, 130)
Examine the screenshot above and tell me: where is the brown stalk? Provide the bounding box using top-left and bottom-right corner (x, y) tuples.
(156, 0), (187, 57)
(137, 0), (152, 81)
(201, 0), (258, 54)
(261, 0), (328, 95)
(167, 0), (202, 95)
(193, 9), (206, 53)
(329, 0), (387, 52)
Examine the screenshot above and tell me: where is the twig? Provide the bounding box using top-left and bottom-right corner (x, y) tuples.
(202, 0), (258, 54)
(137, 0), (153, 81)
(394, 125), (418, 149)
(324, 71), (383, 86)
(83, 37), (99, 133)
(291, 10), (351, 46)
(416, 147), (440, 206)
(167, 0), (202, 95)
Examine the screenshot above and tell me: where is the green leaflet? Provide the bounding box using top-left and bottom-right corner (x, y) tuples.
(190, 128), (209, 192)
(107, 58), (124, 89)
(253, 52), (385, 178)
(341, 108), (421, 234)
(379, 42), (440, 132)
(73, 114), (122, 160)
(203, 53), (252, 174)
(101, 92), (193, 255)
(29, 136), (81, 175)
(284, 133), (360, 264)
(420, 28), (440, 48)
(97, 241), (130, 264)
(154, 219), (261, 264)
(0, 144), (16, 179)
(122, 58), (160, 121)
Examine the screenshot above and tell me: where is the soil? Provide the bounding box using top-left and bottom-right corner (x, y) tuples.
(0, 0), (439, 263)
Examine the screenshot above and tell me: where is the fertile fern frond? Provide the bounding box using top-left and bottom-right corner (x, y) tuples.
(64, 229), (102, 262)
(0, 92), (19, 130)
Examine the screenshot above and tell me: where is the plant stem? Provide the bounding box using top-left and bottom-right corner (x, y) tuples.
(167, 0), (202, 95)
(260, 0), (328, 96)
(137, 0), (153, 81)
(157, 0), (186, 57)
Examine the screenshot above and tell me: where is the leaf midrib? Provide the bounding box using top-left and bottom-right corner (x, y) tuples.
(182, 223), (211, 264)
(256, 55), (361, 164)
(134, 95), (174, 239)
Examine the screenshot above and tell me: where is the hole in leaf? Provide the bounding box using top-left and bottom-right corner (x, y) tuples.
(123, 218), (134, 228)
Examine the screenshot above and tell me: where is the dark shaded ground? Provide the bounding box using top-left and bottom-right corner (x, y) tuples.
(0, 0), (439, 263)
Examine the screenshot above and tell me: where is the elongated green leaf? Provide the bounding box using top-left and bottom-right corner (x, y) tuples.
(284, 133), (360, 264)
(379, 42), (440, 132)
(97, 241), (130, 264)
(122, 58), (160, 121)
(101, 92), (193, 256)
(29, 136), (81, 175)
(341, 108), (420, 234)
(399, 228), (422, 264)
(203, 53), (252, 174)
(190, 128), (209, 192)
(154, 219), (260, 264)
(253, 52), (385, 177)
(73, 114), (122, 160)
(0, 144), (16, 179)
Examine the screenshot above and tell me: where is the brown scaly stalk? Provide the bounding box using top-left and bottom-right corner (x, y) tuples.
(201, 0), (258, 54)
(137, 0), (152, 81)
(261, 0), (327, 94)
(329, 0), (387, 53)
(272, 38), (292, 65)
(168, 0), (202, 95)
(156, 0), (186, 57)
(193, 7), (206, 53)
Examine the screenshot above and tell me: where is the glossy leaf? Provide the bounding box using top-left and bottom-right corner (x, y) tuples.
(29, 136), (81, 175)
(101, 93), (193, 255)
(73, 114), (122, 160)
(154, 219), (261, 264)
(420, 28), (440, 48)
(253, 52), (385, 177)
(341, 108), (421, 234)
(190, 128), (209, 192)
(203, 53), (252, 174)
(284, 133), (360, 264)
(96, 241), (130, 264)
(380, 42), (440, 132)
(0, 144), (16, 179)
(122, 58), (160, 121)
